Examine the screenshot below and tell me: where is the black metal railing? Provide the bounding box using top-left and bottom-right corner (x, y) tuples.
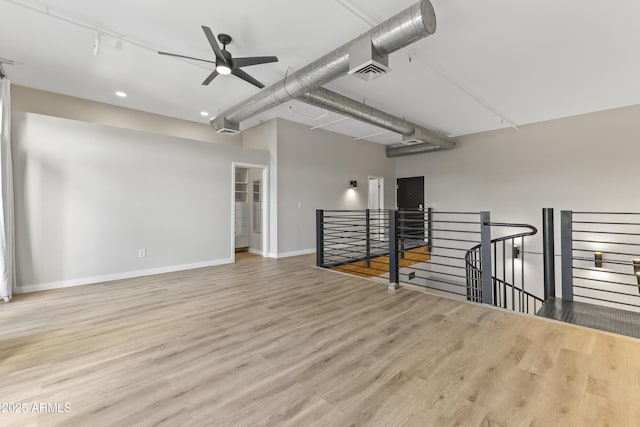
(561, 211), (640, 310)
(465, 222), (542, 314)
(317, 208), (543, 314)
(318, 210), (390, 279)
(397, 210), (484, 299)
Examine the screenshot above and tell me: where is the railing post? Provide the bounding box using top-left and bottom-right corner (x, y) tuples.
(399, 209), (405, 259)
(560, 210), (573, 301)
(365, 209), (371, 268)
(316, 209), (324, 267)
(480, 211), (493, 305)
(388, 209), (399, 291)
(427, 207), (433, 253)
(542, 208), (556, 300)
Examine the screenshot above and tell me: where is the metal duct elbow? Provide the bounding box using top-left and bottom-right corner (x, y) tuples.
(211, 0), (437, 131)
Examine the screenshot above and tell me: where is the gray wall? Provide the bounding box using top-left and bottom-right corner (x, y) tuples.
(276, 119), (395, 255)
(393, 103), (640, 299)
(13, 112), (268, 292)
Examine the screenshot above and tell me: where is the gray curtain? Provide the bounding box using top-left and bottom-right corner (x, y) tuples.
(0, 78), (14, 302)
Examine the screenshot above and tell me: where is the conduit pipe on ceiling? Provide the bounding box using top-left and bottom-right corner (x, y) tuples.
(211, 0), (436, 132)
(299, 87), (455, 150)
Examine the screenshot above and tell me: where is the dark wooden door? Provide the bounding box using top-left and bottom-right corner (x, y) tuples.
(397, 177), (425, 243)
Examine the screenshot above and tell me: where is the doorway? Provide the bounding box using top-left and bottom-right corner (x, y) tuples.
(232, 162), (269, 262)
(397, 176), (425, 243)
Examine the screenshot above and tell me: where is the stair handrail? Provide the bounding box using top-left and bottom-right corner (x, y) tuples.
(465, 222), (542, 307)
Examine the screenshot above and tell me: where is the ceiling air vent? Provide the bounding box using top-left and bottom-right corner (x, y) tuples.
(348, 37), (389, 81)
(211, 116), (240, 135)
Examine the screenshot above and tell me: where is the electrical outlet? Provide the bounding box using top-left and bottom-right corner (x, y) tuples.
(138, 249), (146, 258)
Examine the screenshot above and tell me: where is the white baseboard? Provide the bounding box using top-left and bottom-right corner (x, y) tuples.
(248, 248), (263, 256)
(275, 248), (316, 259)
(16, 258), (234, 294)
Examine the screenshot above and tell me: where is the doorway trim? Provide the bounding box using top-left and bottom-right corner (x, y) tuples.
(368, 176), (384, 210)
(231, 162), (270, 263)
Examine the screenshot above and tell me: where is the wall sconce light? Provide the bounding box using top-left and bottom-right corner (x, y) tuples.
(512, 245), (520, 259)
(634, 259), (640, 288)
(594, 252), (603, 268)
(349, 180), (358, 188)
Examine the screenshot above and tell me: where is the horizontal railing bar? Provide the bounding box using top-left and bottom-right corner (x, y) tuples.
(573, 266), (638, 277)
(323, 250), (385, 259)
(324, 249), (389, 257)
(325, 244), (388, 251)
(428, 253), (470, 262)
(572, 256), (637, 267)
(323, 229), (373, 234)
(572, 221), (640, 226)
(401, 269), (469, 280)
(324, 232), (388, 239)
(427, 220), (481, 225)
(399, 274), (469, 289)
(430, 228), (482, 234)
(332, 265), (388, 276)
(429, 245), (477, 252)
(324, 216), (389, 220)
(573, 239), (640, 247)
(573, 285), (640, 298)
(573, 248), (640, 257)
(322, 210), (371, 213)
(492, 278), (543, 301)
(574, 294), (640, 308)
(407, 283), (470, 297)
(572, 212), (640, 215)
(573, 230), (640, 237)
(323, 224), (368, 229)
(400, 235), (480, 244)
(397, 209), (479, 214)
(572, 275), (638, 287)
(402, 259), (467, 270)
(324, 242), (387, 250)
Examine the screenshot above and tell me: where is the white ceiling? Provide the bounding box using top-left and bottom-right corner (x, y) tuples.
(1, 0), (640, 144)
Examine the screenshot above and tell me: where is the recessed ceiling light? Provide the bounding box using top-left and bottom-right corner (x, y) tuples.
(200, 111), (209, 117)
(115, 91), (127, 98)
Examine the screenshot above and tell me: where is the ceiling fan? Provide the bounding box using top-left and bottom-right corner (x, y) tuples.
(158, 26), (278, 89)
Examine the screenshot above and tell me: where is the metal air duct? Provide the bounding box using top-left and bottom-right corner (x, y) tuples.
(299, 87), (455, 150)
(385, 143), (443, 157)
(211, 0), (437, 133)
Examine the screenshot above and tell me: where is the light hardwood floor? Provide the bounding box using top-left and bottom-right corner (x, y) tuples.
(2, 254), (640, 426)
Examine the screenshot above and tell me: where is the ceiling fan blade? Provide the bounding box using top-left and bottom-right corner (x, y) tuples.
(233, 56), (279, 68)
(158, 51), (216, 64)
(231, 68), (265, 89)
(201, 26), (226, 63)
(202, 69), (219, 85)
